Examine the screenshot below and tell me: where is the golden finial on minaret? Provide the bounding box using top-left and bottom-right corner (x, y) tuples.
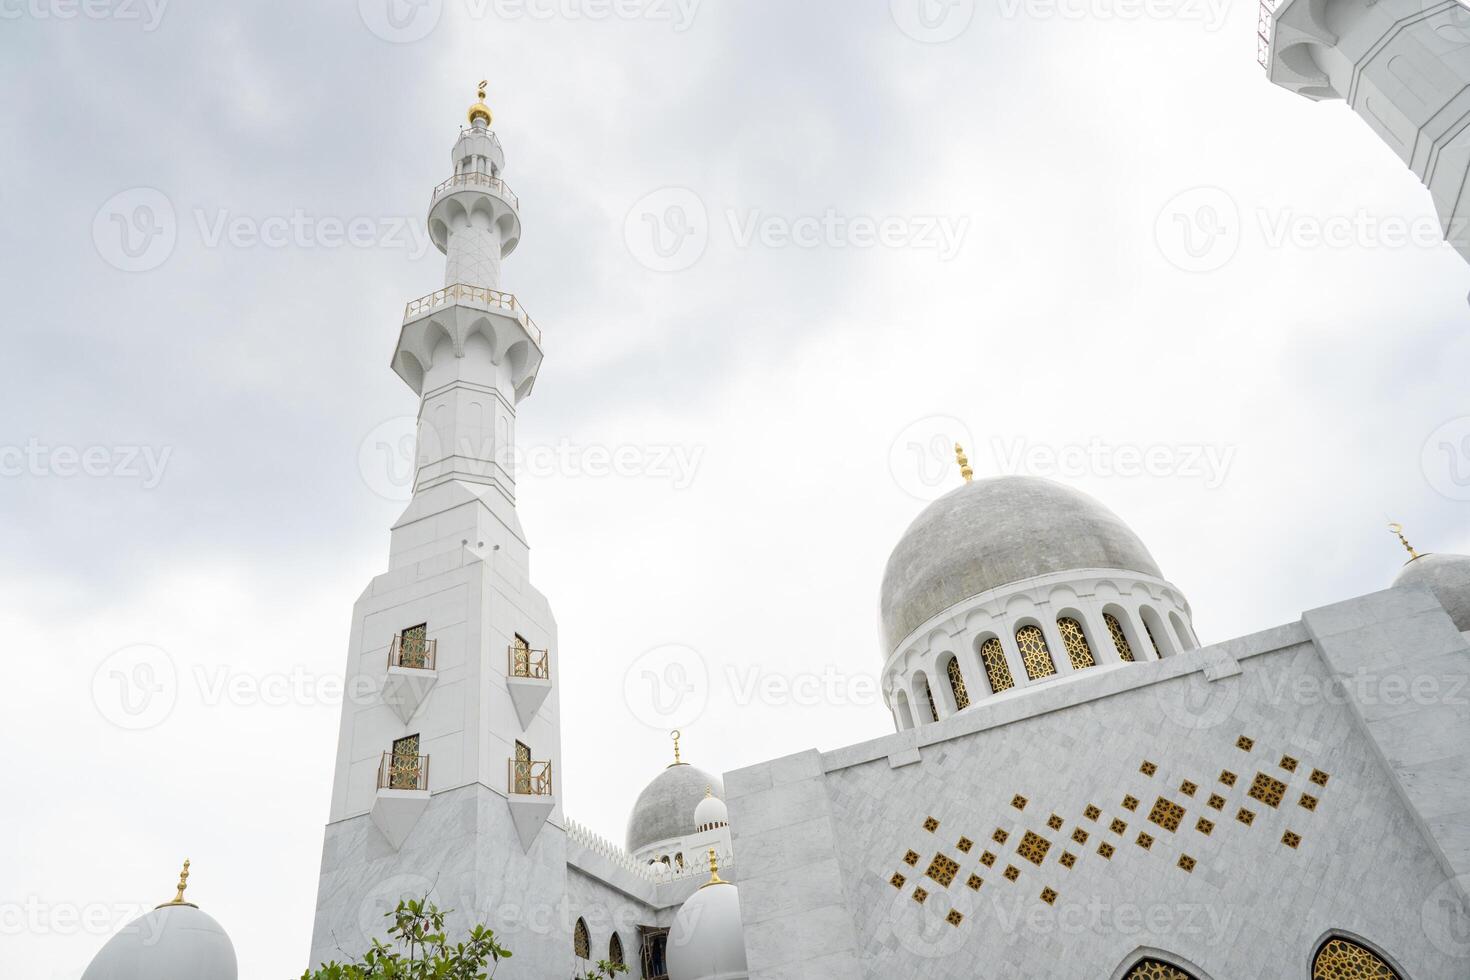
(670, 729), (683, 767)
(156, 859), (197, 909)
(705, 785), (712, 798)
(701, 847), (727, 888)
(1388, 522), (1421, 561)
(467, 80), (492, 127)
(954, 443), (974, 483)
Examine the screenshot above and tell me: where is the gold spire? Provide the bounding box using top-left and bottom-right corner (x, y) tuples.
(1388, 522), (1421, 561)
(669, 729), (684, 767)
(701, 847), (728, 888)
(156, 859), (197, 909)
(705, 785), (712, 798)
(954, 443), (974, 483)
(467, 80), (492, 127)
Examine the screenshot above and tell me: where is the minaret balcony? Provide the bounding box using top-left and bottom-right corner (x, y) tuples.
(393, 283), (545, 399)
(506, 757), (555, 851)
(371, 751), (430, 850)
(427, 172), (521, 257)
(509, 757), (553, 796)
(402, 283), (542, 347)
(506, 644), (552, 728)
(509, 644), (549, 679)
(382, 630), (438, 723)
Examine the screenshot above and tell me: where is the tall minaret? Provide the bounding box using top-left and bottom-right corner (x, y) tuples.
(309, 84), (569, 975)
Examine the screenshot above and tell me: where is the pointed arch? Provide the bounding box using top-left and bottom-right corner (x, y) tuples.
(1109, 948), (1214, 980)
(1311, 933), (1405, 979)
(609, 931), (624, 967)
(573, 917), (590, 960)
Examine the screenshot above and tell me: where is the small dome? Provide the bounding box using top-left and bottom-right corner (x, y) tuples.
(82, 905), (237, 980)
(667, 874), (747, 980)
(880, 476), (1163, 654)
(694, 789), (728, 830)
(626, 763), (724, 854)
(1394, 553), (1470, 631)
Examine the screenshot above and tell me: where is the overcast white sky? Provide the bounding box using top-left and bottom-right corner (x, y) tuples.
(3, 0), (1469, 976)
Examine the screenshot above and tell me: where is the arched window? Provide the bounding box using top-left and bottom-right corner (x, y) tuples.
(1123, 960), (1199, 980)
(894, 690), (914, 730)
(979, 637), (1015, 693)
(1170, 611), (1197, 651)
(913, 671), (938, 722)
(609, 932), (624, 967)
(1057, 617), (1096, 670)
(573, 917), (590, 960)
(1139, 606), (1172, 657)
(1312, 936), (1402, 979)
(1104, 613), (1135, 662)
(1015, 624), (1056, 680)
(945, 655), (970, 710)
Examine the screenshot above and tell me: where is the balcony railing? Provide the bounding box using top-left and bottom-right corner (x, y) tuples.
(509, 757), (553, 796)
(378, 751), (429, 792)
(402, 283), (542, 347)
(388, 632), (437, 671)
(430, 171), (519, 213)
(508, 644), (550, 680)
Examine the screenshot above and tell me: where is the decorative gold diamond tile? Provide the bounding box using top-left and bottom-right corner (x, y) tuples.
(1148, 797), (1186, 832)
(1110, 818), (1128, 834)
(890, 872), (906, 888)
(1196, 817), (1214, 835)
(1136, 832), (1154, 850)
(1011, 794), (1028, 810)
(1220, 770), (1238, 787)
(1280, 755), (1298, 772)
(1040, 887), (1057, 905)
(1236, 735), (1255, 751)
(1071, 827), (1089, 845)
(1122, 795), (1139, 811)
(1282, 830), (1302, 849)
(1084, 804), (1101, 821)
(1047, 814), (1064, 831)
(904, 850), (920, 866)
(1236, 807), (1256, 826)
(946, 908), (964, 926)
(980, 851), (996, 867)
(1060, 851), (1076, 869)
(1248, 772), (1287, 808)
(957, 836), (973, 853)
(1018, 830), (1052, 866)
(1140, 761), (1158, 776)
(923, 816), (939, 833)
(913, 887), (928, 904)
(1310, 768), (1330, 787)
(1299, 793), (1319, 812)
(1003, 864), (1020, 881)
(992, 828), (1009, 845)
(1207, 794), (1226, 811)
(1180, 780), (1198, 797)
(925, 853), (960, 888)
(1098, 841), (1115, 859)
(1177, 854), (1196, 872)
(966, 873), (983, 890)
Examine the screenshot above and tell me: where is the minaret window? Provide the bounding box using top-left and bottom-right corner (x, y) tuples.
(980, 637), (1015, 693)
(1311, 937), (1401, 979)
(397, 623), (430, 669)
(573, 917), (590, 960)
(1105, 613), (1135, 662)
(609, 932), (624, 967)
(388, 734), (421, 790)
(513, 740), (532, 794)
(1143, 616), (1163, 657)
(945, 656), (970, 710)
(1015, 625), (1056, 680)
(1057, 617), (1096, 670)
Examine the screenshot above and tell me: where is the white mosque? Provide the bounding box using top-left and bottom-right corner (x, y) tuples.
(80, 84), (1470, 980)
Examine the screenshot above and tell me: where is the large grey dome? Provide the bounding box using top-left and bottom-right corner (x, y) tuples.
(626, 763), (724, 854)
(1394, 553), (1470, 631)
(880, 476), (1163, 654)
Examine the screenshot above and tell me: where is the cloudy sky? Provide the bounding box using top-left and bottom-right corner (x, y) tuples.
(3, 0), (1469, 975)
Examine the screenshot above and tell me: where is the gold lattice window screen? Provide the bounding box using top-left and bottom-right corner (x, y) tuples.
(1124, 961), (1198, 980)
(946, 657), (970, 711)
(980, 637), (1015, 693)
(1105, 613), (1135, 662)
(922, 678), (938, 723)
(1015, 625), (1056, 680)
(1057, 617), (1096, 670)
(573, 918), (590, 960)
(1311, 937), (1400, 979)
